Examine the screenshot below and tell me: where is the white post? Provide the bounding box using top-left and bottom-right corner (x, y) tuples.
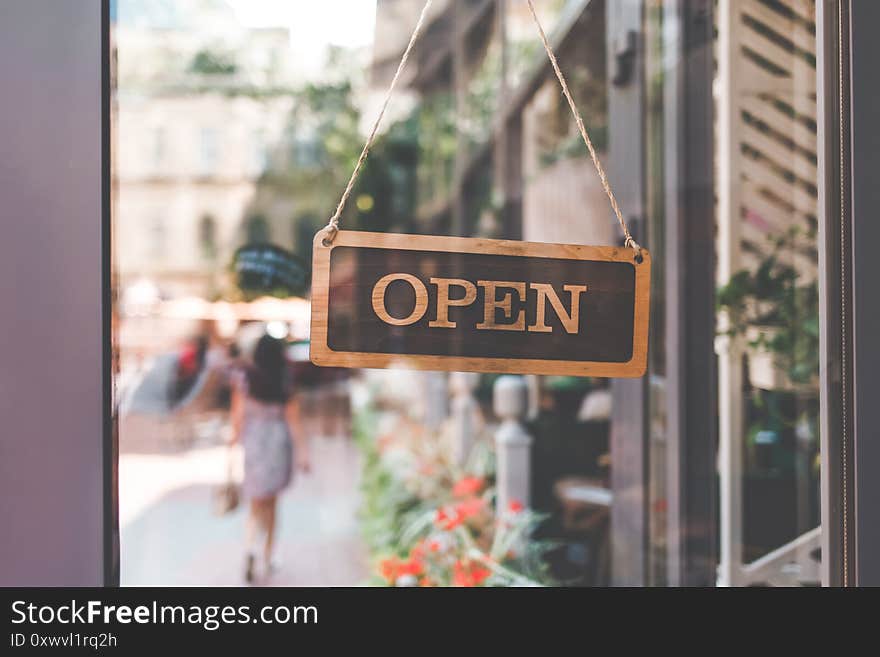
(423, 372), (448, 431)
(716, 0), (744, 587)
(493, 375), (532, 514)
(450, 371), (480, 466)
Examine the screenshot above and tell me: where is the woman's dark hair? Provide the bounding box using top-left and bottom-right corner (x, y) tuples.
(246, 334), (289, 403)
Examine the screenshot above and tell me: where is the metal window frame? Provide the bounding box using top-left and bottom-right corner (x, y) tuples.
(102, 0), (119, 587)
(608, 0), (718, 587)
(820, 0), (880, 587)
(813, 0), (880, 588)
(608, 0), (650, 586)
(662, 0), (717, 588)
(816, 0), (850, 589)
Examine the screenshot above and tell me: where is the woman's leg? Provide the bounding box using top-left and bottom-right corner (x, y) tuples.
(246, 500), (262, 555)
(262, 495), (278, 568)
(245, 499), (265, 583)
(248, 498), (277, 569)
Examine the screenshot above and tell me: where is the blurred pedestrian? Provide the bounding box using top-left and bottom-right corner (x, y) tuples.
(169, 334), (209, 405)
(215, 342), (243, 409)
(229, 334), (309, 583)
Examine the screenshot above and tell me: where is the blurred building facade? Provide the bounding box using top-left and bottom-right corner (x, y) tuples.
(116, 94), (293, 298)
(114, 0), (299, 300)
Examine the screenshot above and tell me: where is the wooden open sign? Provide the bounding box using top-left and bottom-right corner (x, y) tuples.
(310, 231), (650, 377)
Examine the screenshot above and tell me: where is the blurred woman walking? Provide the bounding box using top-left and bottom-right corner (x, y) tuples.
(230, 333), (309, 583)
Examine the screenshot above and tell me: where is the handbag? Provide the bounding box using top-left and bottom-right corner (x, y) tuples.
(213, 445), (240, 516)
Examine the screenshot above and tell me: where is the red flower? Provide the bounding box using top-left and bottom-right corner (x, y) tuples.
(398, 557), (423, 577)
(436, 497), (486, 530)
(379, 557), (401, 583)
(435, 507), (463, 530)
(452, 476), (485, 498)
(419, 576), (435, 587)
(455, 497), (486, 520)
(427, 539), (441, 552)
(410, 540), (426, 561)
(379, 555), (422, 583)
(508, 499), (524, 514)
(452, 560), (491, 587)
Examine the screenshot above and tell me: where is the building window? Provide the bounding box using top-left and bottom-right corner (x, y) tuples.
(246, 215), (270, 244)
(199, 214), (217, 260)
(198, 127), (219, 176)
(291, 134), (320, 168)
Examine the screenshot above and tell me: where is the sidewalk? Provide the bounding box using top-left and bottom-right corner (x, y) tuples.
(120, 434), (368, 586)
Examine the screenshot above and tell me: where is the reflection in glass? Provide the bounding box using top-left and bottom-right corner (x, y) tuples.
(715, 0), (820, 586)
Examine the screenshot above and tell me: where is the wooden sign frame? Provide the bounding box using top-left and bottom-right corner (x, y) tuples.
(310, 230), (650, 377)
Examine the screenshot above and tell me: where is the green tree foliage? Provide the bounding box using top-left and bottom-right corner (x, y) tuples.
(258, 76), (419, 266)
(717, 226), (819, 386)
(188, 49), (237, 75)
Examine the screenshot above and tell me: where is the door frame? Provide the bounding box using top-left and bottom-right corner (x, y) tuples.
(0, 0), (115, 586)
(819, 0), (880, 587)
(846, 0), (880, 588)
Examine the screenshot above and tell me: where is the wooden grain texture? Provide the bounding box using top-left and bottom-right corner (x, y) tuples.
(310, 230), (650, 377)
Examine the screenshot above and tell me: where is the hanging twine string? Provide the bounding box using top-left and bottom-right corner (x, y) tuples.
(525, 0), (640, 255)
(322, 0), (434, 244)
(323, 0), (641, 257)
